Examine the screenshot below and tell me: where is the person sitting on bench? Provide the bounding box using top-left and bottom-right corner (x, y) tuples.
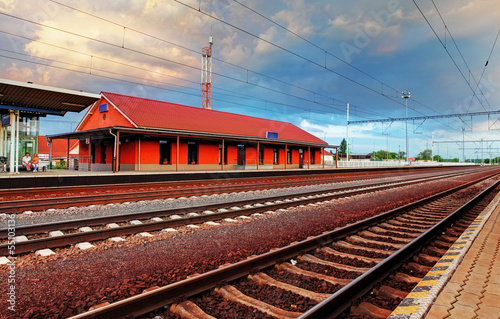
(22, 152), (31, 171)
(31, 153), (39, 172)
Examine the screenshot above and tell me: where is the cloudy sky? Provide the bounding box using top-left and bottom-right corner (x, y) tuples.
(0, 0), (499, 160)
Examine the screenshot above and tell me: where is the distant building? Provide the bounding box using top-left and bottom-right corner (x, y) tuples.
(321, 149), (336, 166)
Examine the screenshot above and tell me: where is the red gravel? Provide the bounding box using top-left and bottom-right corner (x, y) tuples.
(233, 279), (316, 312)
(0, 172), (491, 318)
(265, 268), (342, 294)
(179, 290), (273, 319)
(315, 250), (376, 268)
(296, 261), (359, 279)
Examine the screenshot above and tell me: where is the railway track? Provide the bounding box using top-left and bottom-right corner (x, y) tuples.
(66, 171), (500, 319)
(0, 169), (484, 256)
(0, 167), (478, 213)
(338, 197), (492, 319)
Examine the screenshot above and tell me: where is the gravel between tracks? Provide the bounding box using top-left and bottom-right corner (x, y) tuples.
(0, 172), (492, 318)
(0, 173), (450, 228)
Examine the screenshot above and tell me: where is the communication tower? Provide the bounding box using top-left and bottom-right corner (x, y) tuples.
(201, 36), (213, 109)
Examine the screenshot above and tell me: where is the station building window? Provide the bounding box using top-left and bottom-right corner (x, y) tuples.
(287, 148), (292, 164)
(311, 150), (315, 164)
(188, 141), (198, 164)
(258, 145), (264, 165)
(159, 140), (170, 164)
(273, 147), (279, 164)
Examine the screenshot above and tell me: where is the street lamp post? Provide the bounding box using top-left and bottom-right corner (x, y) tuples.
(402, 90), (411, 164)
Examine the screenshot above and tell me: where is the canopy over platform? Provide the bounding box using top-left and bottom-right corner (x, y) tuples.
(0, 78), (101, 116)
(0, 78), (101, 173)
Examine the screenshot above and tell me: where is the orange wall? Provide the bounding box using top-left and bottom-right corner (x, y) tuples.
(170, 141), (177, 164)
(246, 145), (257, 163)
(79, 98), (134, 131)
(279, 148), (285, 164)
(292, 149), (300, 164)
(199, 143), (219, 164)
(79, 141), (90, 156)
(226, 145), (238, 165)
(106, 144), (113, 164)
(178, 142), (188, 164)
(313, 149), (321, 164)
(94, 144), (102, 163)
(120, 140), (137, 164)
(263, 147), (273, 164)
(139, 140), (160, 164)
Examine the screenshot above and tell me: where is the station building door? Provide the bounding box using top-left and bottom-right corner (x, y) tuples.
(237, 145), (245, 165)
(299, 148), (304, 168)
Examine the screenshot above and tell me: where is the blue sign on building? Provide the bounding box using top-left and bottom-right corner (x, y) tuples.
(266, 131), (278, 139)
(99, 103), (108, 112)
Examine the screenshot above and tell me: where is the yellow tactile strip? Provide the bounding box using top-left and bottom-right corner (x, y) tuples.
(387, 191), (500, 319)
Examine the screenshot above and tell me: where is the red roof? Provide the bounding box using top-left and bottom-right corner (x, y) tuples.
(99, 92), (326, 145)
(321, 149), (334, 156)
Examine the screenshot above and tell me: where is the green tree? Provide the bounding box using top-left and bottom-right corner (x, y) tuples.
(417, 149), (432, 161)
(372, 149), (389, 160)
(339, 138), (347, 154)
(433, 155), (444, 162)
(452, 158), (459, 162)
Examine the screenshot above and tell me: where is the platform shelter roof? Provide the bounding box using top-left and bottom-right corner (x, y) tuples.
(0, 78), (101, 116)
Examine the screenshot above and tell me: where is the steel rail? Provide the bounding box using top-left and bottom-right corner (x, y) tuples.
(0, 167), (476, 213)
(0, 178), (338, 213)
(0, 170), (471, 240)
(68, 172), (499, 319)
(300, 178), (500, 318)
(0, 173), (458, 255)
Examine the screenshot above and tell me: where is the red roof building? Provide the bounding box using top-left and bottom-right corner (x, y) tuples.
(50, 92), (333, 172)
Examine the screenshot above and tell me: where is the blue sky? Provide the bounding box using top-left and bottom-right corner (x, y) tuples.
(0, 0), (499, 160)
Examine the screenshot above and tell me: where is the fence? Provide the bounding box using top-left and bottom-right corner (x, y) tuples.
(332, 160), (474, 168)
(68, 155), (93, 171)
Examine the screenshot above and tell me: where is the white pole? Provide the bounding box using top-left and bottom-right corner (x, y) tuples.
(346, 103), (349, 162)
(9, 111), (15, 173)
(402, 90), (411, 164)
(0, 121), (3, 157)
(431, 133), (434, 161)
(405, 97), (408, 163)
(14, 111), (20, 173)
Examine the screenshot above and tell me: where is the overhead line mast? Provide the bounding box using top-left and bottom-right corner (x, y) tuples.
(201, 36), (213, 109)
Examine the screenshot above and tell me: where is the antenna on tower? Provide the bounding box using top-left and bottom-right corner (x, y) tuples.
(201, 36), (213, 109)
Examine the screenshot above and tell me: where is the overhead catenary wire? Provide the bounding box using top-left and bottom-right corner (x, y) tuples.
(0, 12), (351, 115)
(0, 6), (404, 122)
(230, 0), (463, 136)
(0, 1), (486, 147)
(412, 0), (490, 112)
(47, 0), (343, 111)
(172, 0), (408, 108)
(174, 0), (473, 135)
(430, 0), (493, 112)
(2, 0), (456, 129)
(466, 28), (500, 113)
